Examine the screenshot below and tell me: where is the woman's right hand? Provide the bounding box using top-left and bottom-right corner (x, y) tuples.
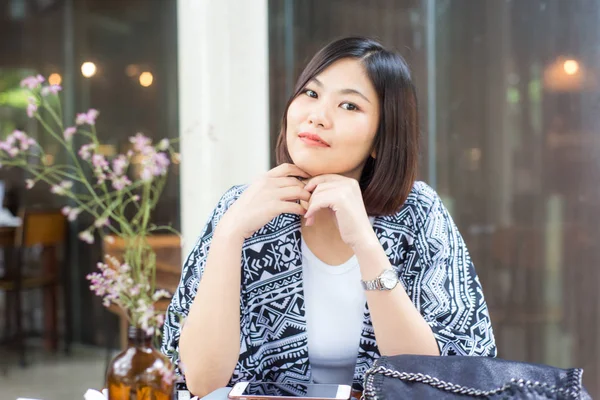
(218, 163), (312, 240)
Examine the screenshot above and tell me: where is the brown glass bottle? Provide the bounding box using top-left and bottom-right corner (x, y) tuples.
(106, 326), (174, 400)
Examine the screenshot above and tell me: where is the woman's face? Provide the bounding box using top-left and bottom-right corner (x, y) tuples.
(286, 58), (380, 179)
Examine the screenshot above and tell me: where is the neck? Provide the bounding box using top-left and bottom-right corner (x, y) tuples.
(301, 208), (340, 237)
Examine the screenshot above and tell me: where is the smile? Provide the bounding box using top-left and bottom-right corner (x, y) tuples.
(298, 132), (330, 147)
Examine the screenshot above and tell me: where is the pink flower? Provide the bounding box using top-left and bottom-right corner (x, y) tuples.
(69, 209), (81, 221)
(140, 151), (170, 181)
(154, 152), (170, 170)
(92, 154), (109, 170)
(0, 142), (11, 153)
(27, 102), (38, 118)
(78, 230), (94, 244)
(20, 138), (35, 151)
(41, 85), (62, 96)
(12, 130), (25, 140)
(130, 285), (141, 296)
(152, 289), (171, 302)
(158, 363), (175, 386)
(95, 171), (107, 185)
(61, 206), (81, 221)
(63, 127), (76, 141)
(138, 304), (157, 334)
(25, 179), (35, 189)
(112, 155), (128, 176)
(94, 217), (109, 228)
(75, 109), (99, 125)
(78, 143), (95, 160)
(3, 131), (36, 153)
(119, 263), (131, 273)
(157, 139), (169, 151)
(20, 75), (45, 89)
(51, 180), (73, 195)
(129, 133), (152, 152)
(132, 195), (140, 201)
(111, 175), (131, 190)
(140, 168), (153, 181)
(87, 272), (106, 296)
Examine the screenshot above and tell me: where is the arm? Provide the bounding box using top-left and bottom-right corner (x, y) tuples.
(179, 226), (245, 396)
(355, 240), (441, 356)
(302, 175), (496, 358)
(160, 187), (246, 397)
(161, 165), (311, 397)
(409, 193), (496, 356)
(357, 192), (496, 357)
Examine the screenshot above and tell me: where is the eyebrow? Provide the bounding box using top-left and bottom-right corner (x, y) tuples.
(310, 78), (372, 104)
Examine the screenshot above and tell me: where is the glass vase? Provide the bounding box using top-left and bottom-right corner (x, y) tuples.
(106, 326), (174, 400)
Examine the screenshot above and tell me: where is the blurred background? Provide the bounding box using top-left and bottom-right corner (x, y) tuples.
(1, 0), (599, 398)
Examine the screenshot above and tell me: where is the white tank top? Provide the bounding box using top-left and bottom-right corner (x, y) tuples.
(301, 238), (367, 385)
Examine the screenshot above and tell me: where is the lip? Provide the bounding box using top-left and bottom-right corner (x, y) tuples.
(298, 132), (330, 147)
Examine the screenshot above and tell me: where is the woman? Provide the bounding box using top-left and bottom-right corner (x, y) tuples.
(161, 36), (496, 397)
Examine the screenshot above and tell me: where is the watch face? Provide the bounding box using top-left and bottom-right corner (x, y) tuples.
(381, 269), (398, 290)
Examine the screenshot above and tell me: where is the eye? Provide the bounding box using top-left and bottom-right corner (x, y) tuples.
(340, 102), (359, 111)
(303, 89), (318, 98)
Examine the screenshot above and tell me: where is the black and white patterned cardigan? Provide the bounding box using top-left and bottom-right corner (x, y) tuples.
(161, 181), (497, 391)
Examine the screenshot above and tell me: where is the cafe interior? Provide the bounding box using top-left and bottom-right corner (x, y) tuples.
(1, 0), (600, 398)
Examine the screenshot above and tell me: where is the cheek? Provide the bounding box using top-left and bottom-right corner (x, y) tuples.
(286, 99), (305, 127)
(286, 100), (308, 145)
(340, 117), (377, 149)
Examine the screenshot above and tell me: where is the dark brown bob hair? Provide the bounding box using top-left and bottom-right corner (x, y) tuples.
(275, 36), (420, 216)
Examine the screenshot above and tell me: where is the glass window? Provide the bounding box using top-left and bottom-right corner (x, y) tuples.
(269, 0), (600, 395)
(0, 0), (179, 344)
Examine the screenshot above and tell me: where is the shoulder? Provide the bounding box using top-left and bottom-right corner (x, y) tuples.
(218, 184), (250, 208)
(205, 184), (250, 226)
(404, 180), (444, 218)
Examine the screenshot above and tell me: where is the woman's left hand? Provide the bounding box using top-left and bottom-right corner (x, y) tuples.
(304, 174), (376, 249)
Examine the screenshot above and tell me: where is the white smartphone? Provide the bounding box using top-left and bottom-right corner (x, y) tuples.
(228, 382), (352, 400)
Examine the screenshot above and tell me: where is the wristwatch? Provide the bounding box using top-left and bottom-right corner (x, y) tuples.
(361, 268), (399, 291)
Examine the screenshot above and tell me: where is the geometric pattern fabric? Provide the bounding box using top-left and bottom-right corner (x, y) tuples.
(161, 181), (497, 391)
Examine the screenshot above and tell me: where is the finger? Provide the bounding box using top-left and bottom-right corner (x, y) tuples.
(267, 163), (311, 179)
(277, 186), (312, 202)
(277, 201), (307, 216)
(304, 191), (335, 220)
(272, 176), (308, 188)
(299, 199), (310, 211)
(308, 181), (338, 194)
(305, 215), (315, 226)
(305, 174), (344, 192)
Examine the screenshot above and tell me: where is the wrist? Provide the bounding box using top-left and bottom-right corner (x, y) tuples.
(214, 218), (246, 245)
(352, 233), (390, 281)
(351, 231), (381, 254)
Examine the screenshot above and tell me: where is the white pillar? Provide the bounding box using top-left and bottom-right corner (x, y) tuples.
(177, 0), (270, 256)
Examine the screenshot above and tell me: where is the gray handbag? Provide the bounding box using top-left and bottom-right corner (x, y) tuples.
(362, 355), (591, 399)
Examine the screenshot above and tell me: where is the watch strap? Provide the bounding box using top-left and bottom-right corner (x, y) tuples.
(361, 276), (382, 291)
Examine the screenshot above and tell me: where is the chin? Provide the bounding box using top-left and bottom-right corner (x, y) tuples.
(289, 154), (323, 176)
(291, 156), (342, 177)
(293, 162), (325, 177)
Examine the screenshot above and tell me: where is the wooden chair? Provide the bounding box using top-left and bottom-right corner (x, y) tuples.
(102, 234), (181, 350)
(0, 207), (70, 366)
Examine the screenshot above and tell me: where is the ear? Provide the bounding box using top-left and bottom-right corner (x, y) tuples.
(370, 149), (377, 159)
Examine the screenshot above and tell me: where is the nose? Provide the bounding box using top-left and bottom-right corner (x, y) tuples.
(307, 107), (332, 129)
